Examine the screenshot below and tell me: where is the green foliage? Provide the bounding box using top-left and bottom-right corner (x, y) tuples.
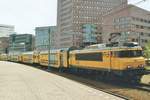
(144, 41), (150, 59)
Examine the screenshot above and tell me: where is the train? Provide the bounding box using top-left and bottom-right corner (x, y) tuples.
(0, 43), (146, 83)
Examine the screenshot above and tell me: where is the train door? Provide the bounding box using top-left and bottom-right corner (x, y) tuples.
(63, 51), (69, 68)
(110, 51), (120, 70)
(60, 52), (64, 67)
(37, 54), (39, 63)
(102, 51), (112, 71)
(109, 51), (113, 71)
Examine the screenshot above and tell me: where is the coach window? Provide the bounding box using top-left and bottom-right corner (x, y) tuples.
(75, 53), (103, 61)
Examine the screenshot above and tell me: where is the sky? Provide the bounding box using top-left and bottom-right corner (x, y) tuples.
(0, 0), (149, 35)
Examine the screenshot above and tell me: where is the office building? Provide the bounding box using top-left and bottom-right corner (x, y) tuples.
(102, 5), (150, 47)
(0, 37), (9, 54)
(35, 26), (57, 51)
(9, 34), (34, 53)
(57, 0), (128, 48)
(0, 24), (14, 37)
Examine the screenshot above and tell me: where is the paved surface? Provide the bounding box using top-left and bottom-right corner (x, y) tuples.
(0, 61), (123, 100)
(142, 75), (150, 84)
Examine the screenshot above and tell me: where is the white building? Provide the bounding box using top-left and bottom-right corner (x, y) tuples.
(0, 24), (14, 37)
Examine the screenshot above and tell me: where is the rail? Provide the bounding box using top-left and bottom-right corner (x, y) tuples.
(134, 83), (150, 92)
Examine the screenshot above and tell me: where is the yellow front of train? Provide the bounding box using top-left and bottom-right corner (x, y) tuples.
(113, 47), (146, 82)
(116, 48), (145, 70)
(119, 56), (145, 70)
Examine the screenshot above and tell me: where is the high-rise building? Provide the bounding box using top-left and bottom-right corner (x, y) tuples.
(35, 26), (57, 51)
(0, 24), (14, 37)
(0, 37), (9, 54)
(57, 0), (128, 48)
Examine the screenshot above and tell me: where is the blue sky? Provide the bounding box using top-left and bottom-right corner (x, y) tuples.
(0, 0), (149, 34)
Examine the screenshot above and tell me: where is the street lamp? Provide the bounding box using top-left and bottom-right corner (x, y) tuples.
(12, 42), (15, 61)
(48, 28), (51, 71)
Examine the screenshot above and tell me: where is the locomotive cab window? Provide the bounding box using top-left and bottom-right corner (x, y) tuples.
(75, 53), (103, 61)
(115, 50), (143, 58)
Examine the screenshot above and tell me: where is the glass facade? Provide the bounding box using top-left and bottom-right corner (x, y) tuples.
(9, 34), (33, 53)
(35, 26), (57, 51)
(83, 24), (97, 45)
(0, 24), (14, 37)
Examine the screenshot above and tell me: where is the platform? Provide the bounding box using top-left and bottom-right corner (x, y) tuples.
(0, 61), (123, 100)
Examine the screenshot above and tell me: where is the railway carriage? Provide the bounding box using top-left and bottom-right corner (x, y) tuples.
(39, 51), (49, 66)
(9, 54), (20, 62)
(0, 54), (8, 61)
(33, 51), (40, 64)
(39, 50), (61, 68)
(21, 52), (34, 64)
(60, 48), (71, 68)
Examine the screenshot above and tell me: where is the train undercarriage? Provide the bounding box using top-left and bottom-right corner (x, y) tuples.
(57, 66), (147, 84)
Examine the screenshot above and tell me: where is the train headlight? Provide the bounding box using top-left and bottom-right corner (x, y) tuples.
(127, 65), (132, 69)
(140, 64), (144, 68)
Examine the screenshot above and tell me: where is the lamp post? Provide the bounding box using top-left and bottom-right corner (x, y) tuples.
(12, 42), (15, 61)
(48, 28), (51, 71)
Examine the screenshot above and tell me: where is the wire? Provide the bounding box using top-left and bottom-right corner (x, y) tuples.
(134, 0), (148, 5)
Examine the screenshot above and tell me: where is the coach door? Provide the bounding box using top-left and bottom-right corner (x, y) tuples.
(102, 51), (111, 71)
(111, 51), (119, 70)
(60, 53), (64, 67)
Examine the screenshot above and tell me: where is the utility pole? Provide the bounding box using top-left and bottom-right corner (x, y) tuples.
(48, 27), (51, 71)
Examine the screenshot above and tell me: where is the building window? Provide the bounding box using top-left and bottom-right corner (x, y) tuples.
(145, 40), (148, 43)
(136, 25), (139, 28)
(140, 26), (144, 29)
(141, 32), (144, 35)
(132, 38), (135, 42)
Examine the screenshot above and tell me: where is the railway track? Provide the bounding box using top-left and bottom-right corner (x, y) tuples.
(145, 70), (150, 74)
(134, 83), (150, 92)
(84, 83), (130, 100)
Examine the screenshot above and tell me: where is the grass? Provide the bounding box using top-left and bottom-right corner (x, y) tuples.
(145, 66), (150, 70)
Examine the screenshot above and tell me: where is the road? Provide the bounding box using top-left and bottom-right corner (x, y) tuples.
(0, 61), (123, 100)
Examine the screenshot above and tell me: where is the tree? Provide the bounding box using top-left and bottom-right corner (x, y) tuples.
(144, 41), (150, 59)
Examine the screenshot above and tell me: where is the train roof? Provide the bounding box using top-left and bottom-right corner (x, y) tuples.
(0, 53), (8, 56)
(22, 51), (34, 55)
(71, 46), (142, 53)
(40, 49), (62, 54)
(40, 47), (78, 53)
